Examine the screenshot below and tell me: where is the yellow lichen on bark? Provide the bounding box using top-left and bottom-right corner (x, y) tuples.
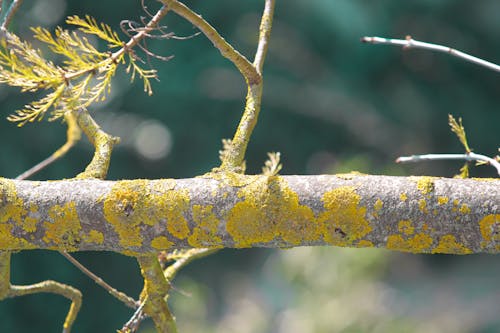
(318, 186), (372, 246)
(437, 196), (449, 205)
(84, 230), (104, 245)
(432, 235), (472, 254)
(103, 180), (191, 249)
(0, 179), (31, 249)
(398, 220), (414, 236)
(43, 202), (81, 250)
(226, 176), (318, 247)
(386, 233), (433, 253)
(151, 236), (174, 250)
(373, 199), (383, 217)
(414, 176), (435, 196)
(188, 205), (222, 248)
(479, 214), (500, 250)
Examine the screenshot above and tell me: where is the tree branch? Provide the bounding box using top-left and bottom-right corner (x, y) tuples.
(361, 36), (500, 72)
(0, 175), (498, 254)
(162, 0), (260, 85)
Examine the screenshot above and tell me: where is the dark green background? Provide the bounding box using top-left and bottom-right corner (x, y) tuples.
(0, 0), (499, 332)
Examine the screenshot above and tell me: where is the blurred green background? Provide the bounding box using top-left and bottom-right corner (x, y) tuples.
(0, 0), (499, 332)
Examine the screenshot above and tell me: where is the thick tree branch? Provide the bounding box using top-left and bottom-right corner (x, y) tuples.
(0, 175), (498, 254)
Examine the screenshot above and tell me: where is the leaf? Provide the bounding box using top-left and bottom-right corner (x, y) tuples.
(448, 114), (471, 153)
(66, 15), (123, 48)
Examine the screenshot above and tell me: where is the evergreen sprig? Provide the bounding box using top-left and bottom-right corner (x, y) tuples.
(0, 15), (157, 126)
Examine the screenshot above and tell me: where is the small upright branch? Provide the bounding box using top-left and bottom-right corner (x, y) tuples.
(162, 0), (260, 85)
(253, 0), (276, 74)
(361, 36), (500, 73)
(162, 0), (277, 172)
(74, 107), (120, 179)
(219, 0), (276, 171)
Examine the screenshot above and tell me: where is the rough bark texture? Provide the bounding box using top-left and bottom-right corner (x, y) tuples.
(0, 173), (498, 255)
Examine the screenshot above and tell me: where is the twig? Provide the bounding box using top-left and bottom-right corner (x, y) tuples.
(253, 0), (276, 74)
(1, 0), (23, 29)
(120, 297), (148, 333)
(15, 112), (81, 180)
(65, 5), (171, 81)
(396, 152), (500, 176)
(61, 252), (138, 309)
(162, 0), (260, 85)
(0, 251), (82, 333)
(361, 36), (500, 72)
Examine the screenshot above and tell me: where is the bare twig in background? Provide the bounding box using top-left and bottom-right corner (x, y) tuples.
(1, 0), (23, 29)
(396, 153), (500, 176)
(361, 36), (500, 72)
(61, 252), (138, 309)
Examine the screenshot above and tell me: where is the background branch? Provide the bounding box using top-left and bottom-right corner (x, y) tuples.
(361, 36), (500, 72)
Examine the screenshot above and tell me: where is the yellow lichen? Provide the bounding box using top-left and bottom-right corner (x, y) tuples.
(459, 204), (471, 214)
(83, 230), (104, 245)
(22, 204), (40, 233)
(418, 199), (428, 214)
(43, 202), (81, 251)
(151, 236), (173, 250)
(103, 179), (191, 249)
(0, 179), (26, 225)
(356, 240), (374, 248)
(188, 205), (222, 248)
(479, 214), (500, 249)
(318, 186), (371, 246)
(226, 176), (317, 247)
(386, 233), (433, 253)
(373, 199), (383, 217)
(415, 176), (435, 196)
(398, 220), (414, 235)
(400, 193), (408, 202)
(335, 171), (365, 180)
(437, 196), (449, 205)
(432, 235), (472, 254)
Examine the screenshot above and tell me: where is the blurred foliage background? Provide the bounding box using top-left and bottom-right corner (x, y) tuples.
(0, 0), (499, 332)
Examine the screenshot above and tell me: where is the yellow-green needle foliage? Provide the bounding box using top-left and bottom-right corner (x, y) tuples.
(0, 15), (157, 126)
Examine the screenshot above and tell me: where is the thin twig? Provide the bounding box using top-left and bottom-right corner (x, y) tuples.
(61, 252), (138, 309)
(65, 5), (170, 81)
(396, 152), (500, 176)
(162, 0), (260, 85)
(253, 0), (276, 74)
(120, 297), (148, 333)
(361, 36), (500, 72)
(1, 0), (23, 29)
(15, 112), (81, 180)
